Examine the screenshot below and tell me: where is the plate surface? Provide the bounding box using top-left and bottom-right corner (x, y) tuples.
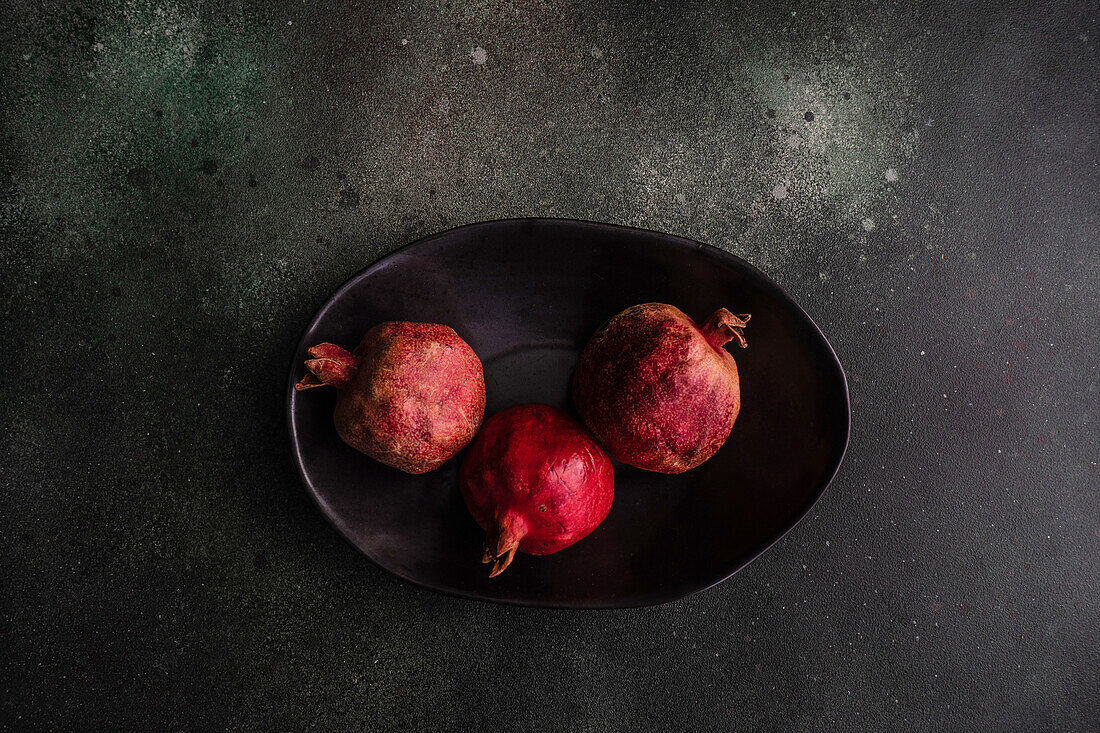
(287, 219), (849, 608)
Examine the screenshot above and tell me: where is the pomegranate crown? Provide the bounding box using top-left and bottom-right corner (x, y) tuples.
(700, 309), (751, 350)
(294, 343), (360, 391)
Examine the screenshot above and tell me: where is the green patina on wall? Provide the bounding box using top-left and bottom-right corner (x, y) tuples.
(0, 0), (940, 345)
(6, 0), (265, 236)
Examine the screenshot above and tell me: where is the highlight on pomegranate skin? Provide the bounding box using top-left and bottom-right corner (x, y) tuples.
(458, 404), (615, 577)
(572, 303), (750, 474)
(295, 322), (485, 474)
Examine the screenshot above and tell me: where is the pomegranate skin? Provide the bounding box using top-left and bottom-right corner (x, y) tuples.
(295, 322), (485, 474)
(458, 404), (615, 577)
(573, 303), (750, 474)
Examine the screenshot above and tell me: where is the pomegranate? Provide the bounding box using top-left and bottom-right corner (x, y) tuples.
(295, 322), (485, 474)
(573, 303), (750, 474)
(458, 404), (615, 577)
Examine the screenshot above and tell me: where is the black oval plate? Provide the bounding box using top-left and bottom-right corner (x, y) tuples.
(287, 219), (849, 608)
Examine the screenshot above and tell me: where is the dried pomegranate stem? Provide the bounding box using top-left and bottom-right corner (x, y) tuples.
(483, 513), (526, 578)
(700, 309), (751, 350)
(294, 343), (361, 391)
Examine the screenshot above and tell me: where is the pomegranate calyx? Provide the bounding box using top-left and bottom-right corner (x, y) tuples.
(700, 309), (751, 350)
(482, 513), (526, 578)
(294, 343), (360, 390)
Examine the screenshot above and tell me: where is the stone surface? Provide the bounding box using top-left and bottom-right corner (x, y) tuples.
(1, 0), (1096, 730)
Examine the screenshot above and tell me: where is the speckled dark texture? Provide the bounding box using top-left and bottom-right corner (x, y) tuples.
(1, 0), (1097, 730)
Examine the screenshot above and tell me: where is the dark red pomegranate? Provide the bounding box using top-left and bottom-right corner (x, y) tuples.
(458, 404), (615, 577)
(573, 303), (750, 474)
(295, 322), (485, 474)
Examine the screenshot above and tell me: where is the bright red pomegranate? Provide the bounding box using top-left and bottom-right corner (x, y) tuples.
(295, 322), (485, 474)
(458, 404), (615, 577)
(573, 303), (750, 474)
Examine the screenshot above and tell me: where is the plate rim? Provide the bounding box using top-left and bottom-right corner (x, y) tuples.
(285, 217), (851, 609)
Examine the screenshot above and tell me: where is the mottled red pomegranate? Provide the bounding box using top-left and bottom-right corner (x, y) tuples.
(295, 322), (485, 474)
(458, 404), (615, 577)
(573, 303), (750, 474)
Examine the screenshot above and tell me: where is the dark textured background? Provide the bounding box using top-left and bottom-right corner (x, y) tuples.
(1, 0), (1097, 730)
